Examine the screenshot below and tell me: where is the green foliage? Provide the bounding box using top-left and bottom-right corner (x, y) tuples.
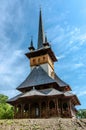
(77, 109), (86, 118)
(0, 94), (14, 119)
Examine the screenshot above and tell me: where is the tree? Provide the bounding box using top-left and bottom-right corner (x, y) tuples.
(0, 94), (14, 119)
(77, 109), (86, 118)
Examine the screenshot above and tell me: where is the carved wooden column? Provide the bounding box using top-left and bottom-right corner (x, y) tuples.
(28, 104), (30, 118)
(14, 105), (17, 118)
(69, 99), (72, 117)
(21, 104), (24, 118)
(55, 98), (58, 116)
(54, 98), (56, 116)
(46, 99), (49, 118)
(39, 102), (41, 118)
(19, 104), (22, 118)
(58, 98), (61, 117)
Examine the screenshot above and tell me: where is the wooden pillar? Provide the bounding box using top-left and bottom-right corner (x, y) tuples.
(55, 98), (58, 116)
(22, 104), (24, 118)
(46, 99), (49, 118)
(16, 105), (18, 119)
(69, 99), (72, 117)
(14, 105), (17, 118)
(54, 98), (56, 116)
(61, 100), (63, 117)
(19, 104), (21, 118)
(39, 102), (41, 118)
(28, 104), (30, 118)
(21, 104), (24, 118)
(58, 98), (62, 117)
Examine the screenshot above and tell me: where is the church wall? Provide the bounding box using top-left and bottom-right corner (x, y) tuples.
(31, 63), (54, 78)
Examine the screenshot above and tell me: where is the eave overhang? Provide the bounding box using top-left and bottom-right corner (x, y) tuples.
(25, 47), (57, 62)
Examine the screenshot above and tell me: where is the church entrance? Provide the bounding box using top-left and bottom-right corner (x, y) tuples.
(35, 103), (40, 118)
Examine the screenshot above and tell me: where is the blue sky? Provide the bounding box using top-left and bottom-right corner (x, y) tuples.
(0, 0), (86, 109)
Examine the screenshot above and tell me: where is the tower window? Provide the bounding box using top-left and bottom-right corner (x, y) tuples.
(43, 56), (45, 60)
(38, 58), (40, 63)
(33, 59), (36, 63)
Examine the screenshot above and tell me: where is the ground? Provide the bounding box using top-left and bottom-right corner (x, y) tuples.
(0, 118), (86, 130)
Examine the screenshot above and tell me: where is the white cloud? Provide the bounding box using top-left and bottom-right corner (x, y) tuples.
(56, 54), (65, 60)
(0, 0), (32, 98)
(0, 49), (25, 73)
(47, 23), (86, 54)
(0, 48), (29, 94)
(0, 89), (20, 98)
(73, 63), (84, 69)
(71, 85), (86, 97)
(77, 91), (86, 97)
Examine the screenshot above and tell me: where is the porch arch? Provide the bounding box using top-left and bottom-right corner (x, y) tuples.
(41, 101), (46, 109)
(16, 104), (21, 118)
(35, 103), (40, 118)
(49, 100), (55, 117)
(24, 104), (29, 112)
(17, 104), (21, 112)
(49, 100), (55, 109)
(23, 104), (29, 118)
(41, 101), (46, 117)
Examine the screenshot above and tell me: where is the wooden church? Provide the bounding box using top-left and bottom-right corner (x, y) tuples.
(7, 10), (80, 118)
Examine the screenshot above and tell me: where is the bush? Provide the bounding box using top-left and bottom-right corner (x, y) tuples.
(0, 94), (14, 119)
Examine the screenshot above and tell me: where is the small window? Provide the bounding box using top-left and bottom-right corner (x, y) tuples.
(38, 58), (40, 63)
(33, 59), (35, 63)
(43, 56), (45, 60)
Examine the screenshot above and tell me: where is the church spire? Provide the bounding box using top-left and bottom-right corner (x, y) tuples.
(37, 9), (45, 49)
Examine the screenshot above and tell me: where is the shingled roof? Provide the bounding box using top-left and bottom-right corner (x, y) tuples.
(7, 93), (22, 103)
(8, 88), (79, 104)
(20, 88), (45, 98)
(64, 91), (81, 105)
(54, 74), (69, 87)
(7, 87), (81, 106)
(17, 66), (69, 91)
(17, 66), (55, 90)
(40, 88), (62, 95)
(7, 88), (63, 103)
(64, 91), (74, 97)
(47, 88), (63, 96)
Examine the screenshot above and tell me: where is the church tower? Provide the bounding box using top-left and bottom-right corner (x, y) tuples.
(26, 9), (57, 78)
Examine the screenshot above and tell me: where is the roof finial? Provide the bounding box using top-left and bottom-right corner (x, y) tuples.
(28, 36), (35, 51)
(43, 32), (50, 48)
(30, 36), (33, 46)
(45, 32), (48, 43)
(37, 8), (45, 49)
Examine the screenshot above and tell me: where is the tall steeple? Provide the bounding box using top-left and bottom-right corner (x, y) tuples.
(37, 9), (45, 49)
(25, 9), (57, 74)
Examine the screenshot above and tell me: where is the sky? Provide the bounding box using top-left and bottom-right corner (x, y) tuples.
(0, 0), (86, 109)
